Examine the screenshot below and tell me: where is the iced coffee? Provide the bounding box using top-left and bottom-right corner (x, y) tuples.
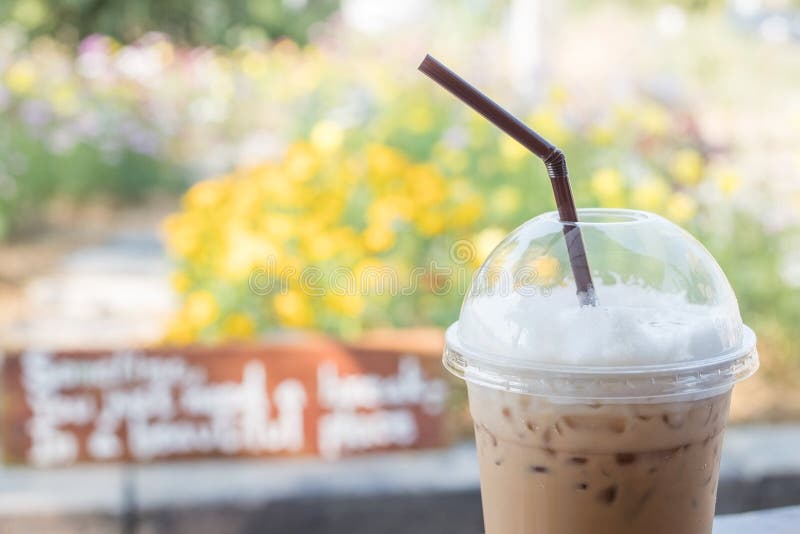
(471, 386), (729, 534)
(443, 209), (759, 534)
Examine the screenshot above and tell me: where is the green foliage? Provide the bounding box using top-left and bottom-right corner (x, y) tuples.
(0, 0), (339, 45)
(580, 0), (800, 11)
(0, 117), (184, 238)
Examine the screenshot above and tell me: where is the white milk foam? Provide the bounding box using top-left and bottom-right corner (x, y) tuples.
(458, 284), (741, 367)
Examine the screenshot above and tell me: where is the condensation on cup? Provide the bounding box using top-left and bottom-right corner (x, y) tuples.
(444, 209), (758, 534)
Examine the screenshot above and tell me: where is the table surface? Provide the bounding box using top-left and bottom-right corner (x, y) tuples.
(0, 426), (797, 532)
(714, 505), (800, 533)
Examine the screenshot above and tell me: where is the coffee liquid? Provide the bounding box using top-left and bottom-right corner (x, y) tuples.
(469, 384), (730, 534)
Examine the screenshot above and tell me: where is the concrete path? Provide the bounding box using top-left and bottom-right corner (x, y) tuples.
(5, 231), (175, 350)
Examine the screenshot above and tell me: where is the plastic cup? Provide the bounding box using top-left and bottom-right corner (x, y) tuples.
(443, 209), (758, 534)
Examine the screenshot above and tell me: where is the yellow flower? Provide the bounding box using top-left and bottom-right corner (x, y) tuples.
(416, 211), (445, 236)
(336, 157), (360, 187)
(107, 37), (122, 53)
(164, 137), (489, 340)
(240, 50), (269, 79)
(329, 226), (360, 257)
(665, 192), (698, 224)
(482, 240), (514, 286)
(440, 148), (468, 174)
(325, 293), (365, 318)
(367, 196), (412, 226)
(272, 38), (300, 57)
(363, 224), (396, 252)
(613, 104), (636, 126)
(232, 174), (270, 215)
(50, 84), (79, 115)
(477, 155), (499, 176)
(312, 189), (346, 224)
(449, 181), (484, 228)
(405, 105), (434, 133)
(183, 178), (229, 211)
(670, 148), (705, 186)
(367, 144), (407, 177)
(528, 108), (569, 146)
(637, 103), (670, 137)
(274, 290), (313, 327)
(590, 168), (625, 207)
(499, 136), (528, 162)
(531, 255), (561, 286)
(304, 232), (338, 262)
(713, 166), (741, 195)
(631, 176), (670, 212)
(259, 214), (294, 241)
(467, 114), (491, 146)
(588, 125), (614, 146)
(221, 227), (278, 281)
(222, 313), (256, 339)
(405, 164), (446, 206)
(163, 314), (198, 345)
(310, 120), (344, 153)
(472, 227), (507, 266)
(154, 39), (175, 66)
(548, 85), (569, 106)
(170, 271), (191, 293)
(284, 142), (318, 182)
(5, 59), (37, 94)
(450, 195), (483, 228)
(254, 164), (300, 206)
(489, 185), (521, 215)
(184, 290), (220, 328)
(354, 257), (389, 292)
(162, 214), (200, 258)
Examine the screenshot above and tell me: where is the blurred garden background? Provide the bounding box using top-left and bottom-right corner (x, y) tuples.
(0, 0), (799, 426)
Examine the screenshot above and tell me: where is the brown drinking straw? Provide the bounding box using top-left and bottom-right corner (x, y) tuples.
(418, 54), (597, 306)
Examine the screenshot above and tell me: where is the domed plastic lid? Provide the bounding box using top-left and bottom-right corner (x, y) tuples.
(444, 209), (758, 402)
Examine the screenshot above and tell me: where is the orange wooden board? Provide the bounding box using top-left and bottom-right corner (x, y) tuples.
(0, 334), (449, 466)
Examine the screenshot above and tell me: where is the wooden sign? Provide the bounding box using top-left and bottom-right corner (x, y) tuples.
(0, 332), (449, 466)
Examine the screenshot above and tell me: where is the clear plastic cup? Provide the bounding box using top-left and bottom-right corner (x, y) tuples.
(444, 209), (758, 534)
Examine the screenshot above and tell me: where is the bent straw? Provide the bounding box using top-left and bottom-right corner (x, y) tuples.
(418, 54), (596, 306)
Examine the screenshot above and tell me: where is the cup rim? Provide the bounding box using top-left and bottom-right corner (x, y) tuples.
(540, 208), (663, 227)
(443, 323), (759, 402)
